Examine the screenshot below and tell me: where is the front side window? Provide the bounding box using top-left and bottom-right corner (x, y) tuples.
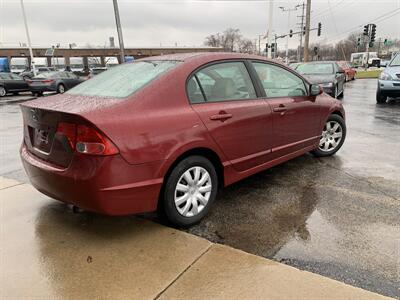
(193, 62), (256, 102)
(68, 60), (179, 98)
(253, 62), (307, 98)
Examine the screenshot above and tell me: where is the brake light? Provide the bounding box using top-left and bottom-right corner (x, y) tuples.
(55, 122), (119, 155)
(56, 122), (76, 149)
(41, 79), (54, 84)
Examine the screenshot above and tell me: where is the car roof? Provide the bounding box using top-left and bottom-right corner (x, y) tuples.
(138, 52), (277, 64)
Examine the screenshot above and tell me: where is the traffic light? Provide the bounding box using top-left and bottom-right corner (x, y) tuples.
(357, 37), (361, 46)
(369, 41), (374, 48)
(317, 23), (322, 36)
(363, 25), (369, 36)
(271, 43), (276, 53)
(289, 30), (293, 38)
(370, 24), (376, 42)
(303, 26), (306, 35)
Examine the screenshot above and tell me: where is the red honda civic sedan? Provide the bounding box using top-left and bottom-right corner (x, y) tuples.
(20, 53), (346, 226)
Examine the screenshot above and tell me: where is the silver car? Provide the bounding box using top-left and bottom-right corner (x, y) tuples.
(377, 53), (400, 103)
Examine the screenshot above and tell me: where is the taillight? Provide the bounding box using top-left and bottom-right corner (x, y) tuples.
(41, 79), (54, 84)
(26, 79), (32, 84)
(55, 122), (119, 155)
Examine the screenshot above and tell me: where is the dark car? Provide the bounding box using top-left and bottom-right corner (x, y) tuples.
(20, 53), (346, 227)
(0, 72), (30, 97)
(295, 61), (346, 99)
(27, 71), (84, 96)
(20, 67), (57, 80)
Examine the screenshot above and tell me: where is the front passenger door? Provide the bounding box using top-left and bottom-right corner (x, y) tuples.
(189, 61), (274, 172)
(251, 62), (321, 158)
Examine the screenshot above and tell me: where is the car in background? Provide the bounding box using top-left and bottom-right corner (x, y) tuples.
(376, 53), (400, 103)
(0, 72), (30, 97)
(20, 53), (346, 227)
(337, 61), (356, 81)
(88, 67), (108, 79)
(20, 67), (57, 80)
(295, 61), (345, 99)
(27, 71), (84, 96)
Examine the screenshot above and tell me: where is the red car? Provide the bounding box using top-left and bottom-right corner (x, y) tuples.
(337, 61), (356, 81)
(20, 53), (346, 226)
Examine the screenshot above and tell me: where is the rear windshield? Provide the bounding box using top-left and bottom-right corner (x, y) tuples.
(67, 60), (179, 98)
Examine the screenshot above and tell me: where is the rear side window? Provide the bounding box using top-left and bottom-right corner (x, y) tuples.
(190, 62), (256, 103)
(253, 62), (307, 98)
(68, 60), (179, 98)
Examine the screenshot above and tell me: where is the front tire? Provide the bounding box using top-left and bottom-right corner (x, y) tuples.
(161, 156), (218, 227)
(312, 114), (346, 157)
(376, 89), (387, 104)
(0, 86), (6, 97)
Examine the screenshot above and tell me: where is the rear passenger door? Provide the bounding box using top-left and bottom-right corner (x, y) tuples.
(188, 61), (274, 172)
(251, 61), (321, 157)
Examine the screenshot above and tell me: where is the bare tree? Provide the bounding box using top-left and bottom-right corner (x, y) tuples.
(239, 38), (255, 54)
(204, 28), (244, 52)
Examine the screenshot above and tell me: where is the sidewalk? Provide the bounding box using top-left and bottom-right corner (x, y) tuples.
(0, 177), (392, 299)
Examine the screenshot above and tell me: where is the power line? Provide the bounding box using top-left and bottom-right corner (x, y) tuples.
(329, 8), (400, 41)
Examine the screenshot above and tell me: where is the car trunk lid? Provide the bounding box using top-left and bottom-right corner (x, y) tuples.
(20, 94), (121, 167)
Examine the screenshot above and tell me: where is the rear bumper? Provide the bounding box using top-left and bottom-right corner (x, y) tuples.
(20, 143), (164, 215)
(29, 85), (56, 92)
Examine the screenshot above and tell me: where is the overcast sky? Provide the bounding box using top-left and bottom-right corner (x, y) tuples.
(0, 0), (399, 51)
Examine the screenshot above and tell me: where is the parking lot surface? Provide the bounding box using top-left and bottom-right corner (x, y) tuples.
(0, 79), (399, 298)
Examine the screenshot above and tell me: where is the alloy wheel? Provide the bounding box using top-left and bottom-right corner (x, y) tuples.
(319, 120), (343, 152)
(174, 166), (212, 217)
(58, 84), (65, 93)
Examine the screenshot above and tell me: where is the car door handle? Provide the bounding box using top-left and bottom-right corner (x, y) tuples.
(273, 106), (287, 112)
(209, 112), (233, 121)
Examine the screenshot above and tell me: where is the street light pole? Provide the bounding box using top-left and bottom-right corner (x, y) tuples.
(303, 0), (311, 62)
(267, 0), (274, 58)
(279, 6), (298, 64)
(20, 0), (36, 76)
(113, 0), (125, 63)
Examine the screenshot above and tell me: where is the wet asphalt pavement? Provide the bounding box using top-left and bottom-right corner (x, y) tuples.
(0, 80), (399, 298)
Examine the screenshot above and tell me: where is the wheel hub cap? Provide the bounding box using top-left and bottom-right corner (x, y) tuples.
(174, 166), (212, 217)
(319, 120), (343, 152)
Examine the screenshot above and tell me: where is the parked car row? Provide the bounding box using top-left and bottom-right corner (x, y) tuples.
(0, 71), (85, 97)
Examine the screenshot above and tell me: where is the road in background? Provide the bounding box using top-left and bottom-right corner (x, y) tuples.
(1, 79), (399, 298)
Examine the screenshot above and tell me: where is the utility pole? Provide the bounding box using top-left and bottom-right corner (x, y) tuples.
(267, 0), (274, 58)
(279, 5), (298, 64)
(297, 2), (305, 62)
(113, 0), (125, 63)
(303, 0), (311, 62)
(20, 0), (36, 76)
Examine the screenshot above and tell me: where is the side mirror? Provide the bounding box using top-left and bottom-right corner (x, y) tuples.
(310, 84), (322, 96)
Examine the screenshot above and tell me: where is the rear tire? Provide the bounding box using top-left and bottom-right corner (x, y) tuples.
(312, 114), (346, 157)
(160, 156), (218, 227)
(57, 84), (65, 94)
(376, 89), (387, 104)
